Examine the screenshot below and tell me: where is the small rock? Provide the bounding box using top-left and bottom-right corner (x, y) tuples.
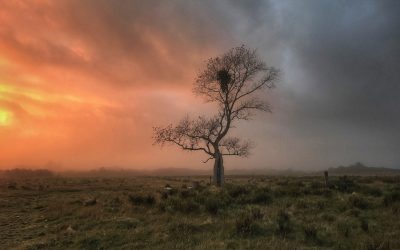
(83, 198), (97, 206)
(66, 225), (76, 234)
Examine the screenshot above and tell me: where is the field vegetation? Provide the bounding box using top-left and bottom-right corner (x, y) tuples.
(1, 175), (400, 249)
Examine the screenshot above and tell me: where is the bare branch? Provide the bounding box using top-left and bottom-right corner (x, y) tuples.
(219, 137), (253, 157)
(232, 98), (271, 121)
(202, 156), (214, 163)
(153, 116), (223, 156)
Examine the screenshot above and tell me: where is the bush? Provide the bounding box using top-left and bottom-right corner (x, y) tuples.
(114, 217), (140, 229)
(383, 191), (400, 206)
(274, 186), (303, 198)
(303, 224), (318, 243)
(362, 234), (391, 250)
(251, 188), (273, 205)
(360, 186), (382, 197)
(335, 176), (357, 193)
(161, 191), (169, 200)
(360, 218), (369, 232)
(180, 189), (194, 199)
(205, 197), (223, 214)
(310, 181), (325, 189)
(235, 207), (264, 236)
(337, 221), (352, 237)
(178, 199), (200, 213)
(321, 213), (335, 222)
(169, 220), (201, 237)
(226, 184), (252, 198)
(158, 196), (200, 213)
(392, 204), (400, 214)
(129, 193), (156, 206)
(347, 208), (361, 217)
(348, 194), (370, 210)
(296, 199), (309, 209)
(276, 209), (292, 236)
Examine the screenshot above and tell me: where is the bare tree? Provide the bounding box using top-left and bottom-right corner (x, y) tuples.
(154, 45), (279, 186)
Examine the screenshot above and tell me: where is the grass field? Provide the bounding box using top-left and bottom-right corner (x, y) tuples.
(1, 175), (400, 249)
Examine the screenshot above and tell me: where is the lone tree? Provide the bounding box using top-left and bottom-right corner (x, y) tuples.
(153, 46), (279, 186)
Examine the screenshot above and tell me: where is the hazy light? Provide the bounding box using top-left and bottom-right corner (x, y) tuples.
(0, 109), (12, 126)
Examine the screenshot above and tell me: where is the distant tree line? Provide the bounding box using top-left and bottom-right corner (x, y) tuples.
(0, 168), (54, 179)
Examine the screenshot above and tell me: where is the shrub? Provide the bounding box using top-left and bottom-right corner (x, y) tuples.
(321, 213), (335, 222)
(248, 206), (264, 220)
(158, 196), (200, 213)
(129, 193), (156, 206)
(322, 189), (333, 198)
(337, 221), (352, 237)
(303, 224), (318, 243)
(316, 200), (326, 210)
(360, 218), (369, 232)
(383, 191), (400, 206)
(392, 204), (400, 214)
(274, 186), (303, 198)
(235, 207), (264, 236)
(360, 186), (382, 197)
(362, 235), (391, 250)
(179, 189), (192, 199)
(227, 184), (252, 198)
(80, 237), (101, 249)
(276, 209), (292, 236)
(161, 191), (169, 200)
(177, 199), (200, 213)
(296, 199), (309, 209)
(251, 188), (273, 205)
(114, 217), (140, 229)
(310, 181), (325, 189)
(381, 177), (400, 184)
(205, 197), (223, 214)
(348, 194), (370, 210)
(169, 220), (202, 238)
(347, 208), (361, 217)
(335, 176), (357, 193)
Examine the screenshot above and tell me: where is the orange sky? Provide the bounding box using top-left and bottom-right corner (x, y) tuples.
(0, 0), (226, 170)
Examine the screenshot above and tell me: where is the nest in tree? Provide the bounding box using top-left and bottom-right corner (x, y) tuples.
(217, 69), (231, 93)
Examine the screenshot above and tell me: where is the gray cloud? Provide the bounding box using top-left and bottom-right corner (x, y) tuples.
(244, 0), (400, 168)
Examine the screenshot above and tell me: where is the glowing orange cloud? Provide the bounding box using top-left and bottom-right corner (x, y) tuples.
(0, 0), (225, 170)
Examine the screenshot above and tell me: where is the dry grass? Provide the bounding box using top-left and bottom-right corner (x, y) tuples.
(0, 175), (399, 249)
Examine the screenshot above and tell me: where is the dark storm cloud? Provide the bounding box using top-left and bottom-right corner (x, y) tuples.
(247, 0), (400, 168)
(280, 0), (400, 126)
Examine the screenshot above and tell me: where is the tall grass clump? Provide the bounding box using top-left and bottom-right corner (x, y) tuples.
(383, 190), (400, 206)
(275, 209), (292, 236)
(129, 193), (156, 206)
(348, 194), (370, 210)
(235, 206), (264, 236)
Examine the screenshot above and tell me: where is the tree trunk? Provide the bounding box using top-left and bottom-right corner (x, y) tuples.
(213, 152), (224, 186)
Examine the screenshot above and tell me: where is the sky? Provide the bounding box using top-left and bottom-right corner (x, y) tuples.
(0, 0), (399, 171)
